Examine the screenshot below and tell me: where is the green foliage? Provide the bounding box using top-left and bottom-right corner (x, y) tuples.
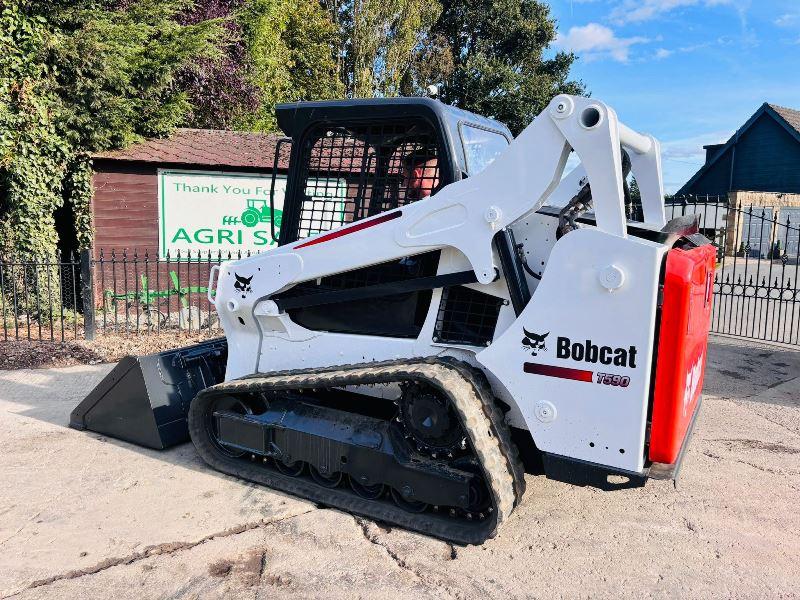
(1, 0), (586, 269)
(63, 154), (94, 250)
(238, 0), (343, 131)
(334, 0), (442, 98)
(0, 3), (69, 259)
(431, 0), (585, 135)
(0, 0), (224, 259)
(319, 0), (581, 134)
(628, 176), (641, 202)
(42, 0), (224, 149)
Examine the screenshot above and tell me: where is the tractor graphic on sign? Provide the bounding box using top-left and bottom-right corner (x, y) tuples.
(240, 198), (282, 228)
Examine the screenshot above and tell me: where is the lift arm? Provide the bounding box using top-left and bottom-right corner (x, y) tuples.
(214, 95), (664, 301)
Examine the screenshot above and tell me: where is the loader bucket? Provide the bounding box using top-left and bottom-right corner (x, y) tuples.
(69, 338), (227, 450)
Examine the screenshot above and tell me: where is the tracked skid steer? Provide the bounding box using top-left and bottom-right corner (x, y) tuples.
(71, 95), (715, 544)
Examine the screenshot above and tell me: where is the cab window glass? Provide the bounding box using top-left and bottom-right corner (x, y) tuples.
(460, 125), (509, 174)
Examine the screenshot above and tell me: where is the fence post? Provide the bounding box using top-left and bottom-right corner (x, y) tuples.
(80, 248), (95, 341)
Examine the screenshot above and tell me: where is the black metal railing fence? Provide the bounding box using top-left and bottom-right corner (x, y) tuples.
(0, 248), (262, 342)
(0, 251), (84, 342)
(668, 195), (800, 346)
(1, 200), (799, 346)
(91, 248), (270, 338)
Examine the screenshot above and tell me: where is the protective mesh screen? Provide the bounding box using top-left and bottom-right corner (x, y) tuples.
(434, 286), (504, 346)
(295, 120), (441, 239)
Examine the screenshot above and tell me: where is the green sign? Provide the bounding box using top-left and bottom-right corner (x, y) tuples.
(158, 170), (347, 259)
(158, 170), (285, 259)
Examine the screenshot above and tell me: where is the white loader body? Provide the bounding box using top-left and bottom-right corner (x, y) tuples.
(209, 95), (686, 477)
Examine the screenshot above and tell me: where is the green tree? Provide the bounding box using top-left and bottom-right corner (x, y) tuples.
(429, 0), (585, 135)
(324, 0), (442, 98)
(238, 0), (343, 131)
(0, 4), (71, 258)
(0, 0), (224, 256)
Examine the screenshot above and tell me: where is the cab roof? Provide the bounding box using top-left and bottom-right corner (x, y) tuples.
(275, 97), (512, 178)
(275, 97), (511, 141)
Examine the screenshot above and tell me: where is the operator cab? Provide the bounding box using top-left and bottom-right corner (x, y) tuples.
(258, 98), (513, 340)
(270, 98), (512, 246)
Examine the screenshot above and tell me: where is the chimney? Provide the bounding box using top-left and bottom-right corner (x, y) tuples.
(703, 143), (724, 164)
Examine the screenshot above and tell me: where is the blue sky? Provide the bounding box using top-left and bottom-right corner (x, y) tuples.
(545, 0), (800, 192)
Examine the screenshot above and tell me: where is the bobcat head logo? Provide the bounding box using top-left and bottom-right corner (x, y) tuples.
(233, 273), (253, 298)
(522, 329), (549, 356)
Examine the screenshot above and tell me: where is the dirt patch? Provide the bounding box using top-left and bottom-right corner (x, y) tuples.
(207, 559), (233, 578)
(0, 331), (220, 370)
(83, 331), (219, 363)
(206, 549), (265, 586)
(238, 549), (267, 587)
(0, 340), (103, 370)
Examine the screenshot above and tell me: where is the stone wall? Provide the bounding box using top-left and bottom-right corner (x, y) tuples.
(729, 190), (800, 209)
(724, 191), (800, 256)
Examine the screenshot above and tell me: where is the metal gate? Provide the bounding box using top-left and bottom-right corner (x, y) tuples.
(741, 207), (774, 258)
(670, 196), (800, 346)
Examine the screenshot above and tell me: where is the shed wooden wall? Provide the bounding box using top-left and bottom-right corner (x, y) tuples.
(89, 160), (280, 313)
(91, 161), (159, 258)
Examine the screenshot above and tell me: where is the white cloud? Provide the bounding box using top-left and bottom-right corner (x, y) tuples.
(775, 13), (799, 27)
(660, 131), (732, 163)
(609, 0), (732, 25)
(654, 47), (674, 59)
(659, 130), (734, 192)
(555, 23), (649, 62)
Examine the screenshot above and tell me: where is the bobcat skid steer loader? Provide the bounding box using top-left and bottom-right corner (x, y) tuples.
(72, 95), (715, 544)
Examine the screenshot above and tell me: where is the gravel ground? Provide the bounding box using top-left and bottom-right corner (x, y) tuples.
(0, 337), (798, 599)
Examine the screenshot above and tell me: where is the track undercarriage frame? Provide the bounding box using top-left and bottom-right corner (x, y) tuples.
(188, 358), (525, 544)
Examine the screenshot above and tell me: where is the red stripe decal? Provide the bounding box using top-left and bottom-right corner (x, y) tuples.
(523, 362), (593, 383)
(295, 211), (402, 249)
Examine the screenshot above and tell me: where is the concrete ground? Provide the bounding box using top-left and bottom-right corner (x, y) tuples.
(0, 337), (798, 599)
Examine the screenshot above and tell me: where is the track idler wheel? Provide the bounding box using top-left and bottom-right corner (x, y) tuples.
(309, 466), (342, 488)
(390, 487), (428, 513)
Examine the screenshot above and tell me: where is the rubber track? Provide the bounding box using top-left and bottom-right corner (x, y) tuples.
(188, 357), (525, 545)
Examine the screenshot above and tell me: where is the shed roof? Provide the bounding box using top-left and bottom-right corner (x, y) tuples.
(92, 128), (289, 170)
(769, 104), (800, 136)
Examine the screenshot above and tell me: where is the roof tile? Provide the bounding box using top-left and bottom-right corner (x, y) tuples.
(769, 104), (800, 136)
(93, 128), (289, 170)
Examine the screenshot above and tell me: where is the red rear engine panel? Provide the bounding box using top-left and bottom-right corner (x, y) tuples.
(649, 244), (716, 464)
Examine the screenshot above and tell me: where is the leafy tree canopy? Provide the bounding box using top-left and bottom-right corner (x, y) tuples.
(430, 0), (585, 135)
(330, 0), (442, 98)
(238, 0), (343, 131)
(0, 0), (585, 259)
(0, 0), (224, 256)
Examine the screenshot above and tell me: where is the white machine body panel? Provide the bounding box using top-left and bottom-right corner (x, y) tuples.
(477, 228), (667, 473)
(210, 94), (673, 475)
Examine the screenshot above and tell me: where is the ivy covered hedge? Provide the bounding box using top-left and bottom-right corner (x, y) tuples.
(0, 0), (224, 259)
